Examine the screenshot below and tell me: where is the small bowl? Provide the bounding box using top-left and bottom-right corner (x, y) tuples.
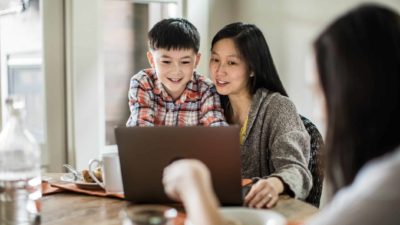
(120, 204), (178, 225)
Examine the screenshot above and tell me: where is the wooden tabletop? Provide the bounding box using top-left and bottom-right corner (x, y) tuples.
(42, 173), (318, 225)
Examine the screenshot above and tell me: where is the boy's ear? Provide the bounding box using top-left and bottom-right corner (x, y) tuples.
(147, 51), (155, 68)
(194, 53), (201, 68)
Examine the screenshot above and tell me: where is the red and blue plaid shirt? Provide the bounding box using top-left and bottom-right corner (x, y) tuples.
(126, 69), (227, 127)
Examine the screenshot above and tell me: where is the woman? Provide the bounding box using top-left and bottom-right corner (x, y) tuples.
(306, 3), (400, 225)
(209, 22), (312, 208)
(163, 4), (400, 225)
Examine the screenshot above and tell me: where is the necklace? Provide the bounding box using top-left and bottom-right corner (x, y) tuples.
(240, 116), (249, 145)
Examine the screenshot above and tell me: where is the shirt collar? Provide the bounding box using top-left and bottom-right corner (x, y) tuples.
(152, 70), (200, 104)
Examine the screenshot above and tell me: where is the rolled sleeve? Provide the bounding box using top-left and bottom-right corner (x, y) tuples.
(265, 95), (312, 199)
(269, 131), (312, 199)
(126, 78), (155, 127)
(199, 88), (228, 127)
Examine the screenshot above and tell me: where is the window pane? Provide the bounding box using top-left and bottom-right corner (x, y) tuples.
(7, 55), (45, 144)
(0, 0), (47, 166)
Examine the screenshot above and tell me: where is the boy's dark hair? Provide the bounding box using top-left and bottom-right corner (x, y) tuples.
(314, 4), (400, 194)
(148, 18), (200, 53)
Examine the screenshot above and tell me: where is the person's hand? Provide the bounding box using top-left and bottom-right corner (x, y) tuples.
(163, 159), (225, 225)
(244, 177), (284, 208)
(162, 159), (212, 202)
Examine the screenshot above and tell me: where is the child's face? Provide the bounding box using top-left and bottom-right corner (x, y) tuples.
(209, 38), (250, 97)
(147, 48), (201, 100)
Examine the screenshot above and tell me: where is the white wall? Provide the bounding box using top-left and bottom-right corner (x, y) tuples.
(185, 0), (210, 77)
(230, 0), (400, 135)
(208, 0), (237, 37)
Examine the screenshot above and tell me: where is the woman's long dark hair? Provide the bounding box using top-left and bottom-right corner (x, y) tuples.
(211, 22), (287, 123)
(314, 4), (400, 193)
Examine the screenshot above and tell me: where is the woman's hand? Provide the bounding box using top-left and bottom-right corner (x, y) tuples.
(244, 177), (284, 208)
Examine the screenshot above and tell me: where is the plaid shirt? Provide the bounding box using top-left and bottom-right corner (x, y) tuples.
(126, 69), (227, 127)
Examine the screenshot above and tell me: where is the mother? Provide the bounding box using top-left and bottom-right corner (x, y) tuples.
(209, 22), (312, 208)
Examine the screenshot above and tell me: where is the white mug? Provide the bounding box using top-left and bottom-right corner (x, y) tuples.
(88, 152), (124, 193)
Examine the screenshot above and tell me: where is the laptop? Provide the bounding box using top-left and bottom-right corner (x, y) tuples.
(115, 126), (243, 206)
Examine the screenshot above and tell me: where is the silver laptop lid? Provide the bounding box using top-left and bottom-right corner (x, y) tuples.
(115, 126), (242, 205)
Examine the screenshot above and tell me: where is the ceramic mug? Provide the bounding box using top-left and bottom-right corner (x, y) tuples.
(88, 152), (124, 193)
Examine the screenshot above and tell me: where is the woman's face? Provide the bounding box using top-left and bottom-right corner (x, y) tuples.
(209, 38), (251, 97)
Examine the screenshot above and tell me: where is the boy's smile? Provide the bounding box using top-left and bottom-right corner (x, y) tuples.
(147, 48), (201, 100)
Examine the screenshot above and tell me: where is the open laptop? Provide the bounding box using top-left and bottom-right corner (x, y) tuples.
(115, 126), (243, 206)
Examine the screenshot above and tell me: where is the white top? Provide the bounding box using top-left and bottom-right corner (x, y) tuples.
(306, 146), (400, 225)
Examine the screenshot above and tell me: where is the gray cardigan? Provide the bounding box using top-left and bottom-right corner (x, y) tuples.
(241, 88), (312, 199)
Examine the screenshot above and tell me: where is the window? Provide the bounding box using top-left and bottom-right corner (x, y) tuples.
(6, 53), (45, 144)
(0, 0), (48, 168)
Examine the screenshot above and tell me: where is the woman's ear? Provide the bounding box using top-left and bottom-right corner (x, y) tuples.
(147, 51), (155, 68)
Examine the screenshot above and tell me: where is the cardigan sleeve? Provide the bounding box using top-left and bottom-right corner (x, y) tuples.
(264, 95), (312, 199)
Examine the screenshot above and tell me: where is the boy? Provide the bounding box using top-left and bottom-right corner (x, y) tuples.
(126, 18), (226, 126)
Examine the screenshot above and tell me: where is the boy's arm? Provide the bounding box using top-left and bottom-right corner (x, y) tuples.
(199, 88), (228, 127)
(126, 78), (155, 126)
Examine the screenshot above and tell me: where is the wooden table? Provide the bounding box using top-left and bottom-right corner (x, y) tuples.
(42, 174), (318, 225)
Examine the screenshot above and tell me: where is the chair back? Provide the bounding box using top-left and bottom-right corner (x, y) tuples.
(300, 115), (324, 208)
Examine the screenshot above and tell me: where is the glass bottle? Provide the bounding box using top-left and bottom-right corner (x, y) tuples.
(0, 96), (41, 225)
